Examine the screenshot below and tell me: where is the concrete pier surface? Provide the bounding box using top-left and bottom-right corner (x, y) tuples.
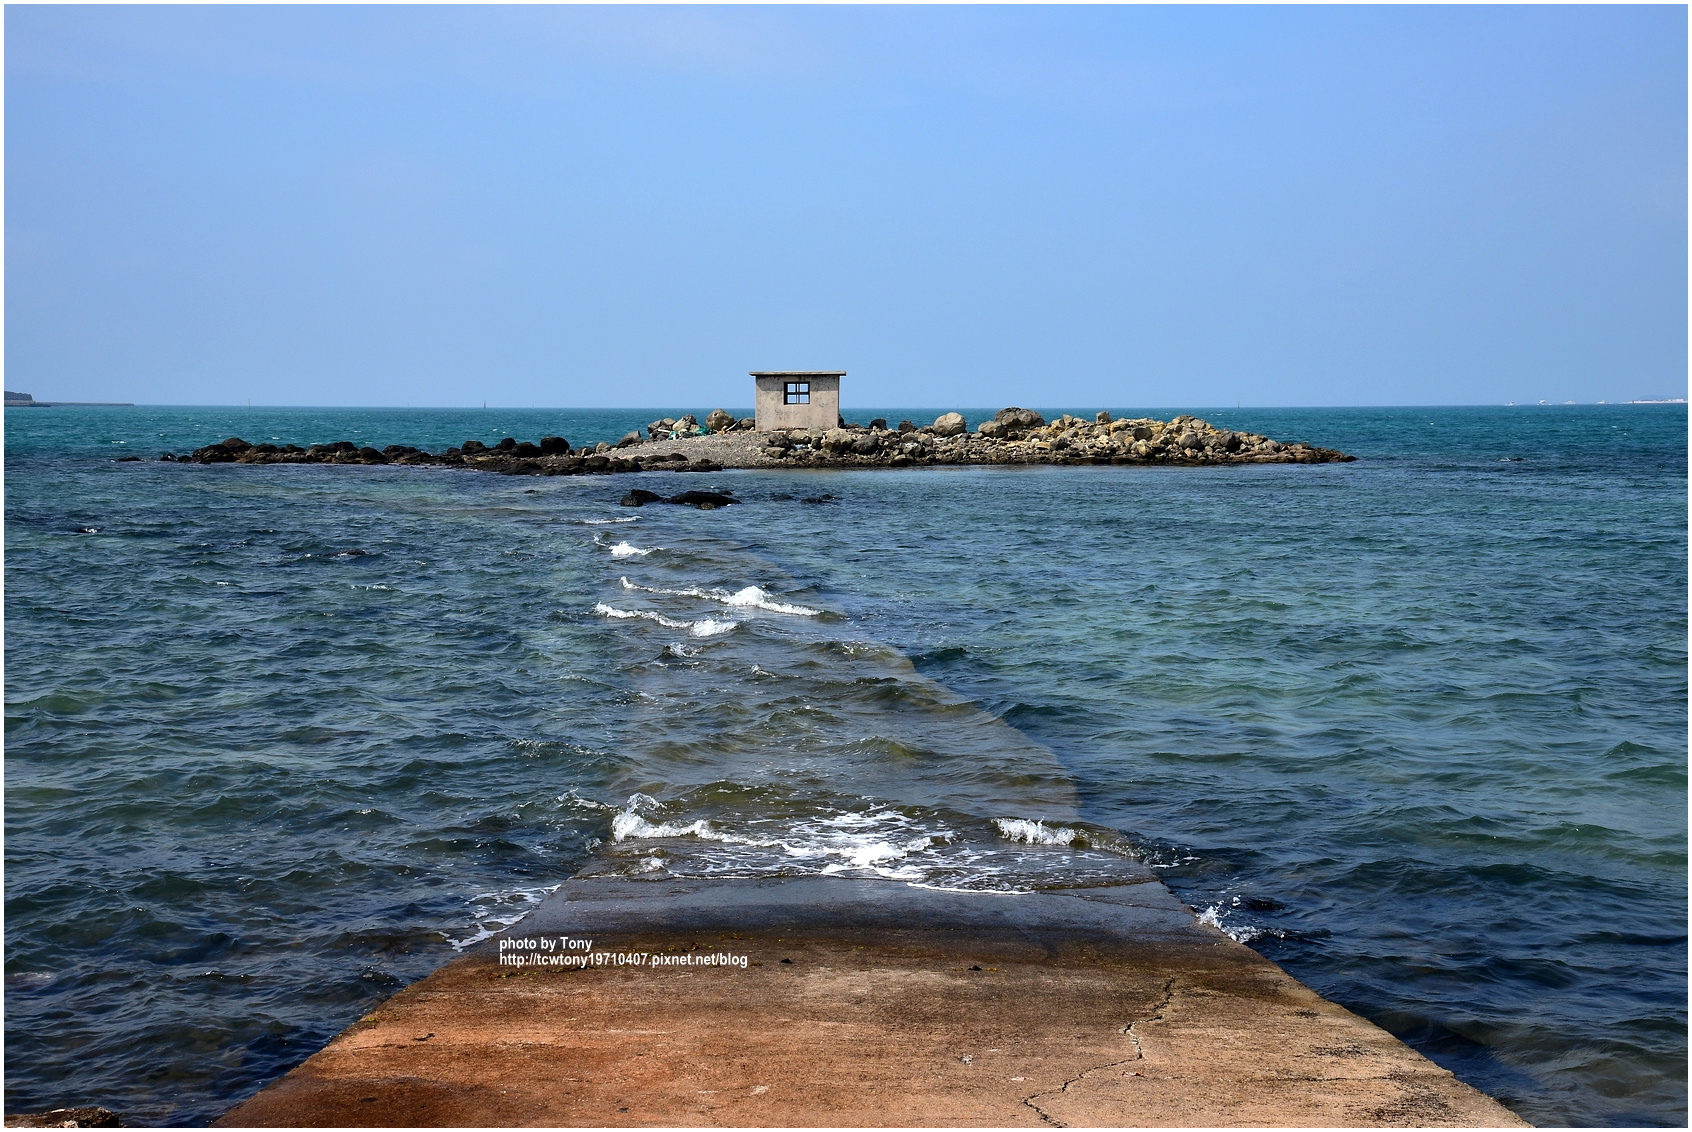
(220, 872), (1526, 1128)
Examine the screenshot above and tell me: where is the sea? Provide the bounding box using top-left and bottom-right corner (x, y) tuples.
(4, 404), (1686, 1127)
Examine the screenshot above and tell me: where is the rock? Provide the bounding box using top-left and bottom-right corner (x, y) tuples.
(512, 442), (541, 457)
(1132, 425), (1154, 441)
(705, 409), (735, 432)
(869, 418), (888, 430)
(977, 420), (1005, 438)
(850, 435), (880, 455)
(898, 420), (916, 433)
(822, 428), (855, 454)
(539, 436), (571, 455)
(994, 407), (1045, 431)
(735, 417), (756, 430)
(221, 437), (251, 451)
(583, 454), (611, 471)
(932, 412), (967, 437)
(1096, 411), (1112, 424)
(496, 438), (517, 451)
(462, 440), (488, 453)
(358, 447), (386, 461)
(615, 432), (642, 448)
(116, 455), (141, 462)
(761, 446), (789, 458)
(5, 1107), (121, 1127)
(667, 490), (737, 509)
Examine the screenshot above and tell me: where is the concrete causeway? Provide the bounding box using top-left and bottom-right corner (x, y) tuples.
(219, 873), (1528, 1127)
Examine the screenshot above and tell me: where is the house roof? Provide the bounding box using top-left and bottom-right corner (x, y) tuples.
(749, 371), (845, 377)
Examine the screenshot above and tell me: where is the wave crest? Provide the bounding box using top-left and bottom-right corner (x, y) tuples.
(619, 577), (820, 616)
(993, 817), (1089, 847)
(593, 603), (737, 637)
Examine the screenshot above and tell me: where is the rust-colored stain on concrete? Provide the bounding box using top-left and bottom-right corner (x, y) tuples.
(219, 878), (1527, 1128)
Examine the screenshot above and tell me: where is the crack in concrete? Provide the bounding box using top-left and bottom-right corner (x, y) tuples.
(1121, 977), (1176, 1057)
(1022, 979), (1178, 1127)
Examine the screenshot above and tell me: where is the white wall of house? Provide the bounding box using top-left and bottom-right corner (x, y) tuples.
(753, 373), (842, 431)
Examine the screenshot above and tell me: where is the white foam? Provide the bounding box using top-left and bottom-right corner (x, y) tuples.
(993, 818), (1087, 847)
(1197, 904), (1265, 943)
(447, 883), (563, 950)
(593, 602), (737, 637)
(609, 541), (656, 558)
(576, 516), (639, 525)
(619, 577), (820, 616)
(606, 795), (944, 881)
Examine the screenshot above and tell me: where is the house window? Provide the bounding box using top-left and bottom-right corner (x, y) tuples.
(784, 381), (810, 404)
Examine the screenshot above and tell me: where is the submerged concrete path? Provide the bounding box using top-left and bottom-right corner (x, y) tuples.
(220, 874), (1526, 1128)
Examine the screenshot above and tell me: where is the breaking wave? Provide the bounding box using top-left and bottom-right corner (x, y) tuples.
(993, 818), (1089, 847)
(593, 603), (737, 637)
(607, 794), (943, 882)
(619, 577), (820, 616)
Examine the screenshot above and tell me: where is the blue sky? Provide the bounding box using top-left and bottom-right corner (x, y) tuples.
(6, 5), (1685, 408)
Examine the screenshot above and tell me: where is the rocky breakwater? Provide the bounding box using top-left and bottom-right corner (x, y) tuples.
(170, 434), (727, 476)
(165, 409), (1351, 476)
(744, 408), (1354, 468)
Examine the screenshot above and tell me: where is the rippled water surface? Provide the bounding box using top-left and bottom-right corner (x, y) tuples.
(6, 405), (1686, 1126)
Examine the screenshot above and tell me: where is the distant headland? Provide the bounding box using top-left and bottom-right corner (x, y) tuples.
(5, 390), (133, 407)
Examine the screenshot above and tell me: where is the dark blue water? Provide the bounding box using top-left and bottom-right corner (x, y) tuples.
(6, 405), (1685, 1126)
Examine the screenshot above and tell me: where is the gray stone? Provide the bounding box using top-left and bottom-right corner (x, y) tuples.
(932, 412), (967, 437)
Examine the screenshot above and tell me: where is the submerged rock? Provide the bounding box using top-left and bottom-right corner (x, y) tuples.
(667, 490), (737, 509)
(5, 1107), (121, 1127)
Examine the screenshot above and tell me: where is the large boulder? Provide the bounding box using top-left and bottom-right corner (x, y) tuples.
(705, 409), (735, 433)
(932, 412), (967, 437)
(539, 436), (571, 455)
(977, 419), (1005, 439)
(822, 427), (855, 453)
(994, 407), (1045, 431)
(849, 434), (880, 455)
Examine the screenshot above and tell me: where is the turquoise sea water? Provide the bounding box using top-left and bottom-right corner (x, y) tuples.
(5, 404), (1686, 1126)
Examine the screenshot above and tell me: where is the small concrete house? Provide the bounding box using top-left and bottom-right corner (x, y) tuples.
(752, 371), (843, 432)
